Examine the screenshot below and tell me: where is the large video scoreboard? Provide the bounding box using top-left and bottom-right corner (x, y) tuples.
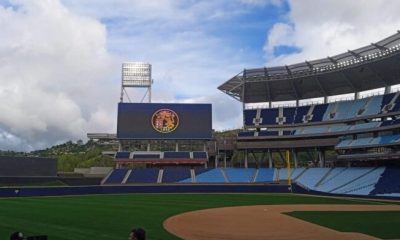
(117, 103), (212, 139)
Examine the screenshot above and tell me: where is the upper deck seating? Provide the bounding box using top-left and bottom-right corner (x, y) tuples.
(244, 109), (257, 126)
(164, 152), (190, 159)
(115, 152), (130, 159)
(283, 107), (296, 124)
(260, 108), (279, 125)
(193, 152), (208, 159)
(294, 106), (310, 123)
(310, 104), (328, 122)
(132, 154), (160, 160)
(360, 95), (383, 117)
(242, 92), (400, 127)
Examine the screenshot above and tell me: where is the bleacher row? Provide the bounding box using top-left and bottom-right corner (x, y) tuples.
(336, 134), (400, 149)
(115, 151), (208, 160)
(103, 167), (400, 197)
(238, 120), (400, 137)
(244, 92), (400, 126)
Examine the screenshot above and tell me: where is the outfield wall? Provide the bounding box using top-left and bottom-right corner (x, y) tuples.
(0, 184), (290, 197)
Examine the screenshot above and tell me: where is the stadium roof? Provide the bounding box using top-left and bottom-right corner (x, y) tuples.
(219, 31), (400, 103)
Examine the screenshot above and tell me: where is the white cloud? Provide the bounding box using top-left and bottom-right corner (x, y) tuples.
(0, 0), (118, 151)
(264, 0), (400, 66)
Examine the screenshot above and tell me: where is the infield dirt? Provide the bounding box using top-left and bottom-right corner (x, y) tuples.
(164, 204), (400, 240)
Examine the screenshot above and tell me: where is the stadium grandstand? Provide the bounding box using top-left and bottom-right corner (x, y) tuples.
(95, 32), (400, 199)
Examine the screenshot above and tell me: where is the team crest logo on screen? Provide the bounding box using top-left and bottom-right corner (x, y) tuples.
(151, 109), (179, 133)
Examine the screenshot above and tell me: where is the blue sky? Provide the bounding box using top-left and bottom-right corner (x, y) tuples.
(0, 0), (400, 151)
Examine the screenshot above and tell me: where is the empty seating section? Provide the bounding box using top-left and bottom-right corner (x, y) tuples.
(322, 102), (337, 121)
(336, 167), (385, 195)
(100, 167), (400, 197)
(115, 151), (130, 159)
(300, 126), (329, 135)
(238, 131), (255, 137)
(258, 131), (279, 136)
(242, 92), (400, 128)
(348, 122), (380, 131)
(164, 151), (190, 159)
(104, 169), (128, 184)
(244, 109), (257, 126)
(133, 154), (160, 160)
(196, 169), (226, 183)
(294, 106), (310, 123)
(162, 167), (191, 183)
(338, 98), (368, 120)
(390, 96), (400, 112)
(283, 107), (296, 124)
(255, 168), (275, 182)
(381, 118), (400, 127)
(337, 134), (400, 149)
(360, 95), (383, 116)
(224, 168), (255, 183)
(314, 168), (373, 193)
(126, 168), (159, 183)
(370, 168), (400, 196)
(278, 168), (305, 181)
(193, 152), (208, 159)
(261, 108), (279, 125)
(117, 151), (205, 160)
(381, 92), (396, 110)
(296, 168), (331, 189)
(310, 104), (328, 122)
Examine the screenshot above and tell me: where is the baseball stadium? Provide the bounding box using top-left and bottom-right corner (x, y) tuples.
(1, 32), (400, 240)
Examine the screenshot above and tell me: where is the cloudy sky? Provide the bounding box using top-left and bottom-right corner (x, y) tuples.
(0, 0), (399, 151)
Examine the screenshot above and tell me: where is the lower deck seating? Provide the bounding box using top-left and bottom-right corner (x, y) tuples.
(162, 167), (191, 183)
(224, 168), (256, 183)
(100, 167), (400, 198)
(104, 169), (128, 184)
(370, 168), (400, 196)
(195, 169), (226, 183)
(254, 168), (275, 182)
(126, 168), (159, 183)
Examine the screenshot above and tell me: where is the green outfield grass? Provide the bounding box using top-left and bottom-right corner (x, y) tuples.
(286, 211), (400, 239)
(0, 193), (396, 240)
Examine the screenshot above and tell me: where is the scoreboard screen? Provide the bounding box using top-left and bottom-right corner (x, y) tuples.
(117, 103), (212, 139)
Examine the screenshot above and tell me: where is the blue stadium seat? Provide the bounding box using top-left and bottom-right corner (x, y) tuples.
(164, 152), (190, 159)
(244, 109), (257, 126)
(126, 168), (159, 183)
(260, 108), (279, 125)
(104, 169), (128, 184)
(294, 106), (310, 123)
(162, 167), (191, 183)
(254, 168), (275, 182)
(195, 169), (226, 183)
(370, 168), (400, 196)
(115, 151), (130, 159)
(224, 168), (256, 183)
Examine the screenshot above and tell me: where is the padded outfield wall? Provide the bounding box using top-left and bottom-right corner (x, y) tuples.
(0, 156), (57, 177)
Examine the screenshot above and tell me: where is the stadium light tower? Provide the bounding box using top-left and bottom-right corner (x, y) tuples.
(120, 62), (152, 103)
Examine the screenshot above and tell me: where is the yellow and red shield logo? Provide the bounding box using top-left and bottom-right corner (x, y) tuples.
(151, 109), (179, 133)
